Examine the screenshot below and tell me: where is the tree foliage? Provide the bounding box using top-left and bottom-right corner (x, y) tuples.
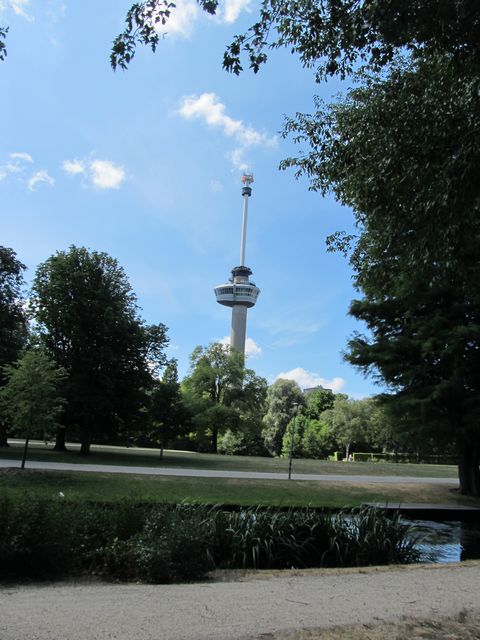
(183, 343), (267, 452)
(0, 27), (7, 62)
(0, 247), (27, 382)
(0, 247), (28, 447)
(108, 1), (480, 78)
(31, 246), (168, 454)
(280, 54), (480, 493)
(148, 359), (190, 456)
(262, 378), (305, 456)
(305, 387), (335, 419)
(0, 348), (66, 468)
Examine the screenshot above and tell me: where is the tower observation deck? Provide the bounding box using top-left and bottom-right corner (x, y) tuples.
(214, 174), (260, 355)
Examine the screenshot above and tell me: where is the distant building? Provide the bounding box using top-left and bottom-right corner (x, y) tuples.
(303, 385), (331, 395)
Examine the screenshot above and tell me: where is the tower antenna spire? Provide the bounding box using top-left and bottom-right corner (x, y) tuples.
(240, 173), (253, 266)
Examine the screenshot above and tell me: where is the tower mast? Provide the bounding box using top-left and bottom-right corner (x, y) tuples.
(214, 174), (260, 355)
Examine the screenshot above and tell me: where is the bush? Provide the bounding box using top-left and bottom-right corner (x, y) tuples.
(0, 496), (75, 579)
(0, 499), (420, 582)
(132, 505), (214, 582)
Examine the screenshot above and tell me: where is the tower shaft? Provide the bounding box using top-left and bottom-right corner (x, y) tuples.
(231, 305), (247, 353)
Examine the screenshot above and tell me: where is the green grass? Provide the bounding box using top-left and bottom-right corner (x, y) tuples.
(1, 468), (476, 508)
(1, 439), (458, 478)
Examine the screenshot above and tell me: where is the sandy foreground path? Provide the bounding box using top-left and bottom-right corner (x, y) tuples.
(1, 563), (480, 640)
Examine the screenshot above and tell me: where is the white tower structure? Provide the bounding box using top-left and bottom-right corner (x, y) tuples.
(214, 174), (260, 355)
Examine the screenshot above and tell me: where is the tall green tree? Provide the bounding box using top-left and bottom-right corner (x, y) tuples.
(31, 246), (168, 454)
(262, 379), (305, 456)
(148, 359), (190, 457)
(321, 396), (372, 460)
(280, 54), (480, 494)
(0, 247), (28, 447)
(305, 387), (335, 419)
(0, 348), (66, 469)
(183, 343), (267, 452)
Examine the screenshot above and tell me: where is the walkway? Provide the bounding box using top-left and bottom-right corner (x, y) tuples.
(1, 563), (479, 640)
(0, 458), (459, 485)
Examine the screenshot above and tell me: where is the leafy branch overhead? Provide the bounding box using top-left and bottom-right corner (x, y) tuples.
(0, 27), (7, 61)
(110, 0), (480, 78)
(110, 0), (218, 70)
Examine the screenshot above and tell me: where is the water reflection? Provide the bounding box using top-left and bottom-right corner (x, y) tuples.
(406, 518), (480, 563)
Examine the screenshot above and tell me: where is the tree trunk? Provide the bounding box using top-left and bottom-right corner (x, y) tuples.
(211, 426), (218, 454)
(80, 434), (91, 455)
(0, 424), (9, 447)
(345, 441), (351, 461)
(457, 435), (480, 497)
(21, 437), (29, 469)
(53, 427), (68, 451)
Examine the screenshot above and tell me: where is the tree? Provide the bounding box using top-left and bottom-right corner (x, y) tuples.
(148, 359), (190, 457)
(182, 342), (267, 452)
(218, 367), (268, 456)
(280, 54), (480, 493)
(301, 417), (336, 459)
(0, 349), (66, 469)
(305, 387), (335, 419)
(0, 247), (28, 447)
(31, 246), (168, 454)
(109, 1), (480, 76)
(281, 411), (307, 459)
(1, 1), (478, 71)
(321, 396), (372, 460)
(262, 379), (305, 456)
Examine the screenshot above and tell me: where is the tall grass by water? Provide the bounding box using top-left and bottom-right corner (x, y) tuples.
(0, 497), (420, 583)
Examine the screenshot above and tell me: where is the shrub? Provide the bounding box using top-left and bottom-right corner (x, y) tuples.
(0, 496), (75, 579)
(132, 505), (214, 582)
(0, 499), (420, 583)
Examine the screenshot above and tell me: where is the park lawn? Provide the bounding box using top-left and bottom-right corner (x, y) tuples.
(2, 440), (458, 478)
(1, 468), (477, 508)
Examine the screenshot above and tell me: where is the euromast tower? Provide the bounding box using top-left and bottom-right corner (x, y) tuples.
(214, 174), (260, 355)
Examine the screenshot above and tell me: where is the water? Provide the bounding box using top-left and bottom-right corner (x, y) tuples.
(405, 518), (480, 563)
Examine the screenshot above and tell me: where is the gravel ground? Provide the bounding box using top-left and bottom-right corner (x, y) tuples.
(1, 562), (480, 640)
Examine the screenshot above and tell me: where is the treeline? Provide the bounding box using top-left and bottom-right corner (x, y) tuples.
(0, 244), (453, 463)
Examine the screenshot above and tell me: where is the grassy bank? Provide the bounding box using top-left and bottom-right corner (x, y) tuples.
(1, 468), (475, 508)
(2, 440), (458, 478)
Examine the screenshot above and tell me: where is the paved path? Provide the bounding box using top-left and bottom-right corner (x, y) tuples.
(0, 459), (458, 485)
(1, 563), (479, 640)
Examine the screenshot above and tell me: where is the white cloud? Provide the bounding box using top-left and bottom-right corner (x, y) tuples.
(28, 170), (54, 191)
(245, 337), (262, 358)
(90, 160), (125, 189)
(166, 0), (199, 37)
(1, 151), (34, 176)
(221, 0), (252, 23)
(178, 93), (277, 171)
(220, 335), (262, 358)
(11, 0), (33, 21)
(150, 0), (249, 39)
(0, 151), (36, 186)
(10, 152), (33, 163)
(275, 368), (345, 393)
(62, 158), (126, 189)
(62, 159), (85, 175)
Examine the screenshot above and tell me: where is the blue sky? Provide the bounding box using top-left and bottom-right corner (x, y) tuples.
(1, 0), (380, 397)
